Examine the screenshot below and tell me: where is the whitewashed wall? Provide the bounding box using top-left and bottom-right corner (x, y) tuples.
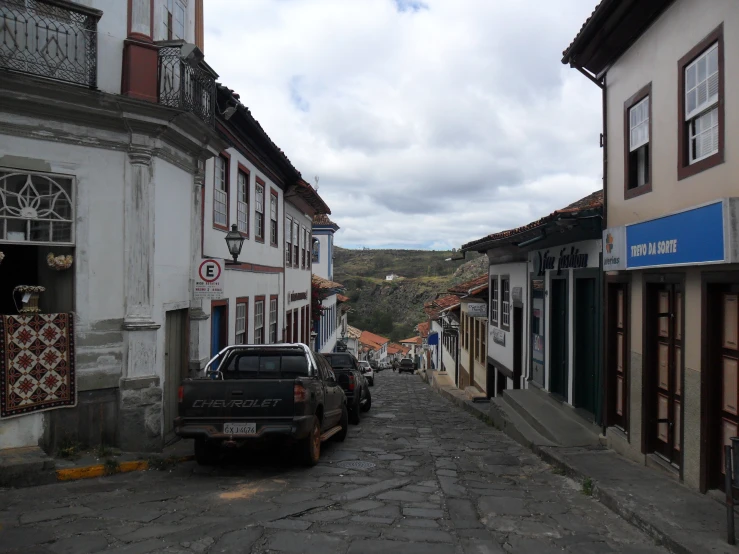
(312, 231), (332, 281)
(284, 202), (312, 342)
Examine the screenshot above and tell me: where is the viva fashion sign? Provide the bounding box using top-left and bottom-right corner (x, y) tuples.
(536, 246), (589, 276)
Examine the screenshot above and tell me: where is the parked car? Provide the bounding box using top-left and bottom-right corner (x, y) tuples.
(398, 358), (416, 374)
(358, 360), (374, 386)
(175, 344), (348, 467)
(323, 352), (372, 423)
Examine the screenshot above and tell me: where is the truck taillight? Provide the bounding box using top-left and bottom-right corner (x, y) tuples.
(178, 386), (184, 403)
(294, 383), (308, 403)
(348, 375), (355, 392)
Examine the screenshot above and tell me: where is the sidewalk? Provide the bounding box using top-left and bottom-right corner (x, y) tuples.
(0, 439), (194, 489)
(427, 371), (737, 554)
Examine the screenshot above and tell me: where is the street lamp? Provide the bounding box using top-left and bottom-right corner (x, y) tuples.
(224, 224), (245, 264)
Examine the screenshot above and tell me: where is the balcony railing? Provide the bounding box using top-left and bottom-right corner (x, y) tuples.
(157, 44), (216, 127)
(0, 0), (99, 88)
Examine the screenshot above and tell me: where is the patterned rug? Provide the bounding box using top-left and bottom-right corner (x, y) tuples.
(0, 313), (76, 419)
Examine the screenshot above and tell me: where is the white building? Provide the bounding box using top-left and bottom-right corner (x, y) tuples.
(312, 215), (343, 353)
(0, 0), (224, 454)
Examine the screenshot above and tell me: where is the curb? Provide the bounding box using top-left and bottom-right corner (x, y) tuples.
(55, 455), (195, 483)
(428, 379), (696, 554)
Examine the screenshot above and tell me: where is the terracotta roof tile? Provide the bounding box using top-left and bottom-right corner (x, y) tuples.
(448, 274), (489, 295)
(347, 325), (362, 340)
(359, 330), (389, 350)
(401, 336), (422, 345)
(462, 190), (603, 251)
(337, 294), (350, 303)
(312, 275), (344, 291)
(313, 214), (337, 226)
(416, 321), (430, 338)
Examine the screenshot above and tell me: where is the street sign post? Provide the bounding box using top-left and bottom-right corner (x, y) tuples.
(194, 259), (224, 299)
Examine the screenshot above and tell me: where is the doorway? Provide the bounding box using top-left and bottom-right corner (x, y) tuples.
(513, 306), (523, 389)
(645, 282), (683, 467)
(607, 282), (629, 431)
(211, 300), (229, 368)
(531, 280), (546, 387)
(550, 278), (569, 399)
(164, 309), (188, 440)
(574, 278), (597, 416)
(705, 283), (739, 489)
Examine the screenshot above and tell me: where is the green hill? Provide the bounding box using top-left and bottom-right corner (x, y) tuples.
(333, 247), (487, 341)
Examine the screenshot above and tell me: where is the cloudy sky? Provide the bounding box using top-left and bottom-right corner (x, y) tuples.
(204, 0), (602, 250)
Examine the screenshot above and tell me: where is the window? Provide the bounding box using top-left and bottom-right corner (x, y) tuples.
(480, 320), (487, 363)
(312, 238), (320, 263)
(255, 181), (264, 240)
(235, 299), (247, 344)
(474, 318), (480, 360)
(269, 297), (278, 343)
(490, 276), (498, 326)
(164, 0), (186, 40)
(0, 170), (74, 244)
(301, 226), (307, 269)
(501, 278), (510, 331)
(237, 169), (249, 234)
(293, 220), (299, 265)
(306, 231), (311, 268)
(254, 298), (264, 344)
(270, 189), (278, 247)
(213, 155), (228, 229)
(624, 84), (651, 198)
(285, 216), (292, 265)
(678, 25), (724, 180)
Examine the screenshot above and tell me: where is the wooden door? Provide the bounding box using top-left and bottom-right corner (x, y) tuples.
(707, 286), (739, 488)
(513, 306), (522, 389)
(650, 284), (683, 465)
(550, 278), (568, 399)
(574, 278), (597, 415)
(608, 284), (628, 431)
(164, 309), (188, 439)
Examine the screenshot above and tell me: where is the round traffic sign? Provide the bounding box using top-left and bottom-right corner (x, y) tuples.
(198, 259), (222, 283)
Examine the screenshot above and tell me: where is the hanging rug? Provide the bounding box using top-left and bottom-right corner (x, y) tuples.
(0, 313), (76, 419)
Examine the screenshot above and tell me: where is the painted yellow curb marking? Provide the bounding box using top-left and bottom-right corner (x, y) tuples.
(55, 456), (193, 482)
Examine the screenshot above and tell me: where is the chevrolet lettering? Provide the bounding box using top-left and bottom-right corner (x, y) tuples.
(191, 399), (283, 408)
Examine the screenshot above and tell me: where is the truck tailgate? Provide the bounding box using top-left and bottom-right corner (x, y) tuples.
(179, 379), (296, 423)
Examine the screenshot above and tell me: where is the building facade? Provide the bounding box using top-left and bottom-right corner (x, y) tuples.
(564, 0), (739, 491)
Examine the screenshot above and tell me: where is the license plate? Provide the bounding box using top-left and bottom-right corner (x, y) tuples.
(223, 422), (256, 435)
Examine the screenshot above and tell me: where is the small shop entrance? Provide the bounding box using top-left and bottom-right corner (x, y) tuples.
(210, 300), (229, 369)
(574, 277), (597, 417)
(163, 308), (188, 441)
(550, 278), (569, 399)
(645, 281), (683, 467)
(705, 282), (739, 490)
(606, 282), (629, 431)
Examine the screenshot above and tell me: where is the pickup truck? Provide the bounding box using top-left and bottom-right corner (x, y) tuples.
(398, 358), (416, 374)
(323, 353), (371, 424)
(174, 344), (348, 466)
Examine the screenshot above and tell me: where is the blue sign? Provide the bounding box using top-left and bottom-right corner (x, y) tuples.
(626, 202), (724, 269)
(427, 332), (439, 346)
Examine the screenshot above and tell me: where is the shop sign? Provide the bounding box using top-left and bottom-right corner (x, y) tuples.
(467, 302), (487, 317)
(194, 259), (223, 299)
(534, 243), (594, 276)
(289, 291), (308, 304)
(603, 226), (626, 271)
(492, 327), (505, 346)
(626, 201), (725, 269)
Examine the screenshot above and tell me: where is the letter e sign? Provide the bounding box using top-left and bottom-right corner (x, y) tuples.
(198, 259), (222, 283)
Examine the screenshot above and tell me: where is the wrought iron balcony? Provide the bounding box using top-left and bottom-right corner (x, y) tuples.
(0, 0), (99, 88)
(157, 42), (216, 127)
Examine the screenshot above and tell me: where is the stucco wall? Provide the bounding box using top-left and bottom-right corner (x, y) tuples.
(312, 231), (332, 281)
(487, 261), (528, 377)
(606, 0), (739, 228)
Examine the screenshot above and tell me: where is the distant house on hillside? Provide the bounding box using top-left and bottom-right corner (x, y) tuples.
(386, 273), (400, 281)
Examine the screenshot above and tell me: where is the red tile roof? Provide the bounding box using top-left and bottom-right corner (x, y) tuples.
(337, 294), (350, 303)
(416, 321), (430, 338)
(401, 336), (422, 345)
(462, 190), (603, 251)
(448, 274), (488, 295)
(313, 214), (338, 227)
(388, 343), (404, 355)
(359, 330), (389, 350)
(312, 275), (344, 291)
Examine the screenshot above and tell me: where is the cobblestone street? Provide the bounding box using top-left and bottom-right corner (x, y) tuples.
(0, 372), (666, 554)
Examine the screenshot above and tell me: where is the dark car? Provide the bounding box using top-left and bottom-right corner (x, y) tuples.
(175, 344), (348, 466)
(398, 358), (416, 374)
(323, 352), (372, 424)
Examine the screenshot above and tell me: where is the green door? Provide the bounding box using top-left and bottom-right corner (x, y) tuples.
(574, 278), (597, 415)
(550, 279), (568, 399)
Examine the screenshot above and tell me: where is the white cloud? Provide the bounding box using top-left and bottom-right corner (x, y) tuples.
(205, 0), (602, 249)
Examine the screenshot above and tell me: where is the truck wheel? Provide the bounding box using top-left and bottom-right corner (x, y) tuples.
(349, 404), (361, 425)
(361, 387), (372, 412)
(194, 439), (222, 466)
(335, 403), (349, 442)
(301, 416), (321, 466)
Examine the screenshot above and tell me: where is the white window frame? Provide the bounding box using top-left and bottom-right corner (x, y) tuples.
(490, 278), (498, 326)
(629, 96), (649, 152)
(501, 279), (510, 329)
(164, 0), (187, 41)
(255, 183), (264, 240)
(214, 156), (228, 228)
(235, 302), (246, 344)
(254, 300), (264, 344)
(0, 169), (75, 245)
(270, 191), (278, 246)
(269, 298), (278, 343)
(293, 220), (299, 265)
(237, 170), (248, 234)
(685, 43), (719, 164)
